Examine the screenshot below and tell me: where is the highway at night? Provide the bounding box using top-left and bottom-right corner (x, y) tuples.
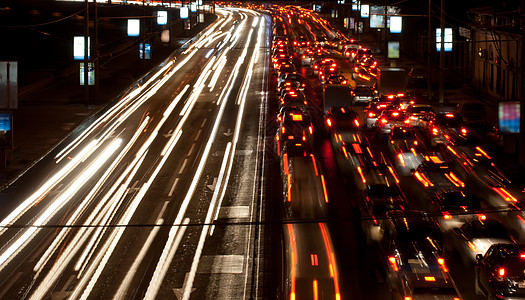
(1, 1), (525, 300)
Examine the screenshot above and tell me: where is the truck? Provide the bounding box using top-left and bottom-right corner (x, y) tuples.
(376, 67), (406, 95)
(322, 84), (354, 113)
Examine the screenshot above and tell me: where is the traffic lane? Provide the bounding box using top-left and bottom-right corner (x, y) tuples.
(283, 222), (341, 300)
(0, 10), (256, 298)
(316, 131), (393, 300)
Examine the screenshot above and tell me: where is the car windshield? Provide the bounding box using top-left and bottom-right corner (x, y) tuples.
(391, 128), (414, 140)
(411, 106), (432, 114)
(466, 221), (510, 239)
(435, 114), (462, 126)
(441, 193), (481, 210)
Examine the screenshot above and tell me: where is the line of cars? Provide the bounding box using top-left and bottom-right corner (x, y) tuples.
(328, 31), (525, 300)
(271, 4), (525, 300)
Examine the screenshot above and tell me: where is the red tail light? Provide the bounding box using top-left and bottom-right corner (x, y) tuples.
(498, 267), (506, 277)
(326, 118), (332, 127)
(368, 112), (376, 117)
(388, 256), (399, 271)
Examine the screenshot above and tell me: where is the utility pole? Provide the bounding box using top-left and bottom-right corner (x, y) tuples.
(427, 0), (432, 101)
(518, 0), (525, 167)
(84, 0), (90, 104)
(94, 0), (98, 102)
(439, 0), (445, 104)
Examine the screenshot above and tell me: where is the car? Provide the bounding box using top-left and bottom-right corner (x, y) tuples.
(446, 218), (514, 265)
(349, 47), (373, 63)
(364, 101), (395, 129)
(475, 243), (525, 299)
(276, 62), (296, 78)
(293, 35), (310, 54)
(456, 102), (487, 125)
(325, 106), (360, 132)
(277, 73), (306, 92)
(413, 154), (466, 190)
(324, 74), (348, 85)
(318, 64), (340, 85)
(312, 57), (335, 75)
(278, 90), (308, 108)
(374, 110), (409, 135)
(406, 104), (433, 127)
(431, 190), (484, 231)
(379, 210), (461, 300)
(275, 107), (314, 156)
(419, 112), (468, 146)
(352, 85), (377, 104)
(388, 126), (426, 175)
(360, 183), (409, 244)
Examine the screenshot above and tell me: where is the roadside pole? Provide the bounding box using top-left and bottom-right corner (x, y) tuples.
(518, 0), (525, 168)
(84, 0), (90, 104)
(439, 0), (444, 104)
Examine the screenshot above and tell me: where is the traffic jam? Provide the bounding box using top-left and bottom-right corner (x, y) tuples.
(266, 4), (525, 300)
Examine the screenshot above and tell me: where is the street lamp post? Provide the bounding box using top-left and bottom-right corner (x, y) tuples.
(439, 0), (445, 104)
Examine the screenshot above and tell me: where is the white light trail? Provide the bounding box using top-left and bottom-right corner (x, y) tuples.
(0, 138), (122, 273)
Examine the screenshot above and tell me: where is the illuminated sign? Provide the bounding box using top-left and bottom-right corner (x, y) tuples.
(128, 19), (140, 36)
(499, 101), (520, 133)
(191, 3), (197, 12)
(370, 14), (384, 28)
(139, 43), (151, 60)
(390, 16), (402, 33)
(157, 11), (167, 25)
(388, 41), (400, 58)
(180, 7), (189, 19)
(80, 62), (95, 86)
(0, 111), (13, 148)
(73, 36), (90, 60)
(361, 5), (369, 18)
(436, 28), (452, 51)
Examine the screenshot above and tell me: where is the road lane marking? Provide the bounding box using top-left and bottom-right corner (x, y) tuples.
(218, 206), (250, 219)
(197, 255), (244, 274)
(187, 144), (196, 157)
(178, 159), (188, 175)
(168, 178), (180, 197)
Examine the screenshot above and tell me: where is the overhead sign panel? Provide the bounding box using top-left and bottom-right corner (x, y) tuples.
(73, 36), (90, 60)
(128, 19), (140, 36)
(360, 5), (369, 18)
(436, 28), (453, 51)
(180, 7), (189, 19)
(390, 16), (402, 33)
(157, 11), (168, 25)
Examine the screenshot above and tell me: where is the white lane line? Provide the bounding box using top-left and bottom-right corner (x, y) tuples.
(168, 178), (180, 197)
(182, 143), (233, 300)
(113, 201), (169, 299)
(0, 272), (22, 299)
(143, 218), (190, 300)
(178, 159), (188, 175)
(200, 119), (207, 128)
(187, 144), (196, 157)
(194, 130), (202, 142)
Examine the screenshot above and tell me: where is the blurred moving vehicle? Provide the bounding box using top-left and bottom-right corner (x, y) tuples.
(446, 218), (514, 265)
(352, 85), (377, 104)
(364, 101), (395, 129)
(387, 126), (425, 175)
(406, 104), (433, 127)
(475, 243), (525, 299)
(379, 210), (461, 300)
(374, 110), (409, 135)
(430, 190), (484, 231)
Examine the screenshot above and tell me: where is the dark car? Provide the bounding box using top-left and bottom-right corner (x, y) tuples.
(379, 210), (461, 300)
(475, 243), (525, 299)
